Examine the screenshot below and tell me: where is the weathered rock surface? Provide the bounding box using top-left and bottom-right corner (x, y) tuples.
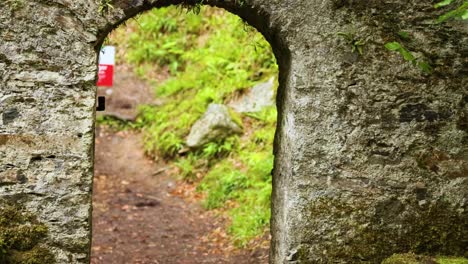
(0, 0), (466, 263)
(229, 77), (275, 113)
(186, 104), (243, 148)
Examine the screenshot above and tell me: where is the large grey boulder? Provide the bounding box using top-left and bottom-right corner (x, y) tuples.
(186, 104), (243, 148)
(229, 77), (275, 113)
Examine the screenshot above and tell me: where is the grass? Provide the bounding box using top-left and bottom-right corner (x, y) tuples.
(107, 5), (278, 246)
(95, 115), (140, 130)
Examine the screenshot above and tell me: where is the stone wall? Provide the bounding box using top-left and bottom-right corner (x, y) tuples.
(0, 0), (466, 263)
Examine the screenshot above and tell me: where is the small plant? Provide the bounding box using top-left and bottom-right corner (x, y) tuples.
(201, 137), (239, 160)
(385, 41), (432, 74)
(229, 184), (271, 247)
(244, 107), (277, 125)
(99, 0), (114, 14)
(397, 31), (411, 40)
(337, 31), (366, 55)
(434, 0), (468, 23)
(175, 154), (199, 179)
(178, 0), (209, 14)
(200, 161), (249, 209)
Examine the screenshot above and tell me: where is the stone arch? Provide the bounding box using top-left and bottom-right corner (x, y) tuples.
(93, 1), (293, 263)
(1, 0), (466, 263)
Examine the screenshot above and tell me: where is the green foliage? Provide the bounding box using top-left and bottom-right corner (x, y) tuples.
(337, 31), (366, 55)
(244, 106), (277, 125)
(199, 160), (249, 209)
(99, 0), (113, 14)
(382, 1), (466, 75)
(397, 31), (411, 40)
(385, 41), (432, 74)
(201, 136), (239, 159)
(198, 148), (274, 244)
(123, 8), (203, 72)
(385, 42), (415, 60)
(175, 154), (199, 180)
(111, 6), (277, 158)
(229, 183), (271, 246)
(435, 0), (457, 8)
(110, 5), (278, 246)
(435, 0), (468, 23)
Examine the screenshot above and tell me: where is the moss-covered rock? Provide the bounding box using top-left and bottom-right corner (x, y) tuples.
(382, 253), (437, 264)
(436, 257), (468, 264)
(0, 201), (55, 264)
(382, 254), (468, 264)
(8, 246), (56, 264)
(302, 196), (467, 263)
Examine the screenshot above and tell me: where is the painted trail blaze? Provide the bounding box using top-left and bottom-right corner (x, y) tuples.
(97, 46), (115, 87)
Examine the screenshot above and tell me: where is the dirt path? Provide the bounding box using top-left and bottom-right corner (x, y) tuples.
(90, 65), (268, 264)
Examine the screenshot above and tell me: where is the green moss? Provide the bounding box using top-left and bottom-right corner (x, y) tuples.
(382, 254), (468, 264)
(436, 257), (468, 264)
(305, 197), (467, 262)
(8, 246), (55, 264)
(382, 253), (435, 264)
(0, 201), (55, 264)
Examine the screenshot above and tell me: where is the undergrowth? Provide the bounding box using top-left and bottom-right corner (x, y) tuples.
(107, 5), (278, 246)
(96, 115), (141, 130)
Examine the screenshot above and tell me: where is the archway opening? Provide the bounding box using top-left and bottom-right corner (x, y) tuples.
(92, 4), (279, 263)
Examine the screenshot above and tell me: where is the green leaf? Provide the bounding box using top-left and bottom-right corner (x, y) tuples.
(462, 9), (468, 19)
(385, 41), (402, 51)
(417, 61), (433, 74)
(400, 48), (415, 62)
(435, 0), (454, 8)
(357, 46), (363, 55)
(437, 2), (468, 23)
(437, 9), (457, 22)
(337, 32), (352, 41)
(397, 31), (410, 40)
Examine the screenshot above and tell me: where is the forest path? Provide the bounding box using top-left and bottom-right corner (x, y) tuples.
(90, 65), (268, 264)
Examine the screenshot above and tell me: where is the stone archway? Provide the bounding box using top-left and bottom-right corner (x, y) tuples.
(94, 2), (294, 263)
(0, 1), (466, 263)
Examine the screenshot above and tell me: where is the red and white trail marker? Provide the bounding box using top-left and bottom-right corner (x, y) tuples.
(97, 46), (115, 87)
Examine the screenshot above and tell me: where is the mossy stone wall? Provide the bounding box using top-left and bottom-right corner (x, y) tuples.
(0, 0), (466, 263)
